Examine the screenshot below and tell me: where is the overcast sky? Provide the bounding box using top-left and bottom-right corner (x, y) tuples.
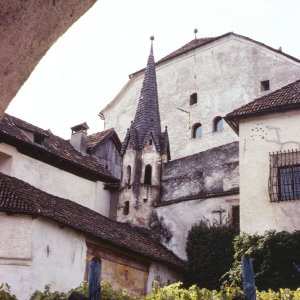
(6, 0), (300, 139)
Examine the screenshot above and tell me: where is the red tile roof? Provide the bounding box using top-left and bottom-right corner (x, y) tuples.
(225, 79), (300, 132)
(0, 114), (118, 183)
(0, 172), (185, 269)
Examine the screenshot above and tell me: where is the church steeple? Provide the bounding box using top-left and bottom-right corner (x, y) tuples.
(117, 37), (170, 228)
(121, 37), (169, 158)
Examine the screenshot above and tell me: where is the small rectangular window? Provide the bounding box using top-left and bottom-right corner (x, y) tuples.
(190, 93), (197, 105)
(269, 150), (300, 202)
(261, 80), (270, 92)
(231, 206), (240, 229)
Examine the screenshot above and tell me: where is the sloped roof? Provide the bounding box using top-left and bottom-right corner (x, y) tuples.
(0, 172), (185, 269)
(225, 79), (300, 133)
(120, 41), (170, 158)
(87, 128), (122, 152)
(0, 114), (118, 183)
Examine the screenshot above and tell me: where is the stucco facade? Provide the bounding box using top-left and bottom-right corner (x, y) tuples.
(239, 110), (300, 233)
(101, 34), (300, 160)
(0, 143), (111, 216)
(0, 214), (87, 300)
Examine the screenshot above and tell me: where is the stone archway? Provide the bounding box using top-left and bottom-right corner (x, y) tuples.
(0, 0), (97, 117)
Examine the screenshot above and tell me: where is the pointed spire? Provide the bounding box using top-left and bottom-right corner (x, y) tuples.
(131, 36), (161, 150)
(120, 36), (170, 159)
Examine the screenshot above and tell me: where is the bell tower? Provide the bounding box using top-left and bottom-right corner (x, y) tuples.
(117, 37), (170, 227)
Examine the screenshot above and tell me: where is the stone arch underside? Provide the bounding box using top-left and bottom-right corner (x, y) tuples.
(0, 0), (97, 118)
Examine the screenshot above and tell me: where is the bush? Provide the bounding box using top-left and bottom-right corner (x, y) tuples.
(186, 219), (239, 290)
(0, 283), (17, 300)
(226, 231), (300, 290)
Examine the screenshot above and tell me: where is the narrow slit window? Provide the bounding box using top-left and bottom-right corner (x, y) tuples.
(126, 165), (131, 186)
(231, 206), (240, 229)
(144, 164), (152, 185)
(123, 201), (129, 215)
(190, 93), (198, 105)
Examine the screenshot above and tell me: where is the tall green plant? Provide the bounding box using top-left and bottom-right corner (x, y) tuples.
(186, 219), (239, 290)
(226, 231), (300, 290)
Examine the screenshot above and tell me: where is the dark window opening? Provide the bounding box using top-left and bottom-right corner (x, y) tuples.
(279, 166), (300, 201)
(144, 164), (152, 185)
(126, 165), (131, 186)
(213, 116), (223, 132)
(143, 198), (148, 203)
(123, 201), (129, 215)
(269, 150), (300, 202)
(192, 123), (202, 138)
(149, 139), (152, 145)
(105, 165), (108, 170)
(261, 80), (270, 92)
(232, 206), (240, 229)
(190, 93), (198, 105)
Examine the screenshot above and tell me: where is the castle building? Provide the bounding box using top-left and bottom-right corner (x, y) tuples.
(100, 32), (300, 259)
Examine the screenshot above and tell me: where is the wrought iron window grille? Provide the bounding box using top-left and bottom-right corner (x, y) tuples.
(269, 149), (300, 202)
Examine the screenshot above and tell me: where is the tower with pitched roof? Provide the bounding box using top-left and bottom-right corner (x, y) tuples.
(117, 37), (170, 227)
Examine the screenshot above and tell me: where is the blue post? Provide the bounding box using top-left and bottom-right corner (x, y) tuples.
(242, 255), (256, 300)
(88, 257), (101, 300)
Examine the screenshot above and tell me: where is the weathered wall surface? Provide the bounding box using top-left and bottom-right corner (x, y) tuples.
(0, 143), (111, 216)
(117, 140), (162, 227)
(0, 214), (86, 300)
(92, 139), (122, 179)
(0, 0), (96, 117)
(239, 111), (300, 234)
(154, 194), (239, 260)
(161, 142), (239, 201)
(102, 35), (300, 160)
(147, 262), (183, 294)
(87, 243), (149, 296)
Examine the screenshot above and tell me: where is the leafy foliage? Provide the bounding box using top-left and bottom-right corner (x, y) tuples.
(226, 231), (300, 290)
(0, 283), (17, 300)
(186, 219), (239, 290)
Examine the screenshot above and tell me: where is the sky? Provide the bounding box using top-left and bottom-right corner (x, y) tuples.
(6, 0), (300, 139)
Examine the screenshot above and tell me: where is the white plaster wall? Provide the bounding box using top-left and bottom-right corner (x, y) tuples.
(147, 262), (183, 294)
(239, 111), (300, 234)
(0, 143), (111, 216)
(0, 214), (87, 300)
(102, 35), (300, 160)
(155, 195), (237, 260)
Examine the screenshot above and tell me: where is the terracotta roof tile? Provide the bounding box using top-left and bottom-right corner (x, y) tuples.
(0, 114), (118, 183)
(0, 173), (185, 269)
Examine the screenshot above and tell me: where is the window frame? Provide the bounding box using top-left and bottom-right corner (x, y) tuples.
(213, 116), (223, 132)
(269, 150), (300, 202)
(192, 123), (202, 138)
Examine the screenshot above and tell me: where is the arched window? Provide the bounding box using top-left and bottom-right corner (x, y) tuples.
(126, 165), (131, 185)
(213, 116), (223, 132)
(144, 164), (152, 185)
(190, 93), (198, 105)
(192, 123), (202, 138)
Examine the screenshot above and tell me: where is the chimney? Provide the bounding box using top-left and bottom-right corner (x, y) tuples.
(70, 122), (89, 153)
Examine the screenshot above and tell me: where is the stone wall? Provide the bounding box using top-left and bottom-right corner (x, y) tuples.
(161, 142), (239, 202)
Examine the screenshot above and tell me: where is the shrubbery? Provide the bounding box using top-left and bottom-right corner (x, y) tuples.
(226, 231), (300, 291)
(186, 219), (239, 290)
(2, 281), (300, 299)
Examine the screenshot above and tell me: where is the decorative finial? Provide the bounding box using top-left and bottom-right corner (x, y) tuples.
(150, 36), (154, 55)
(194, 28), (198, 39)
